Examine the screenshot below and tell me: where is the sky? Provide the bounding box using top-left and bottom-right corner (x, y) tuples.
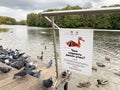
(0, 0), (120, 21)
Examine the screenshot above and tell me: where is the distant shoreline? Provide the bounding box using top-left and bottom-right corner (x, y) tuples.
(0, 28), (9, 32)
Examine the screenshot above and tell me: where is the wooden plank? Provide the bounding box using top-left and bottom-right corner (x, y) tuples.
(0, 60), (70, 90)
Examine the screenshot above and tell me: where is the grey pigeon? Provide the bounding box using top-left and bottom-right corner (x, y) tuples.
(43, 77), (53, 88)
(0, 66), (11, 73)
(47, 60), (53, 68)
(29, 70), (42, 78)
(0, 45), (3, 50)
(33, 70), (41, 78)
(13, 69), (27, 79)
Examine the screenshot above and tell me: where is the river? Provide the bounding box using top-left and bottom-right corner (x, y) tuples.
(0, 25), (120, 90)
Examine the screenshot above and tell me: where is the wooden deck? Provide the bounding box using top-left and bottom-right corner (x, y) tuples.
(0, 60), (69, 90)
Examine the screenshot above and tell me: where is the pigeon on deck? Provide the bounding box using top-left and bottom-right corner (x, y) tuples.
(47, 60), (53, 68)
(28, 70), (42, 78)
(13, 70), (28, 79)
(61, 70), (72, 78)
(0, 66), (11, 73)
(43, 77), (53, 88)
(13, 65), (29, 79)
(61, 71), (67, 78)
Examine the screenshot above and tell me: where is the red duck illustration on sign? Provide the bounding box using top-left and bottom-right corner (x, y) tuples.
(66, 37), (85, 48)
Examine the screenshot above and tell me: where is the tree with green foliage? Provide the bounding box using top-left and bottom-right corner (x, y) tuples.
(27, 13), (38, 26)
(0, 16), (16, 25)
(26, 4), (120, 29)
(17, 20), (26, 25)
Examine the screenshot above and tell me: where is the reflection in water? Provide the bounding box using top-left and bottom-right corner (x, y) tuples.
(0, 28), (9, 32)
(94, 31), (120, 56)
(27, 28), (52, 41)
(0, 25), (55, 60)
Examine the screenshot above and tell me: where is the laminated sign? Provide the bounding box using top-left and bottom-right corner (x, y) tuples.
(59, 29), (93, 76)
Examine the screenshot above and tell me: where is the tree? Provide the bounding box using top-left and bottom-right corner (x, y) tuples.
(0, 16), (16, 25)
(17, 20), (26, 25)
(83, 2), (93, 9)
(27, 13), (38, 26)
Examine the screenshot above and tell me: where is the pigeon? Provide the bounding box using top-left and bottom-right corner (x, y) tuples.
(43, 77), (53, 88)
(4, 59), (10, 65)
(33, 70), (41, 78)
(28, 61), (37, 70)
(37, 55), (43, 61)
(13, 69), (28, 79)
(47, 60), (53, 68)
(0, 66), (11, 73)
(29, 70), (42, 78)
(0, 45), (3, 50)
(17, 52), (25, 58)
(61, 71), (67, 78)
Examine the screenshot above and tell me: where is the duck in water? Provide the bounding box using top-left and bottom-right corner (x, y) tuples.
(96, 79), (108, 87)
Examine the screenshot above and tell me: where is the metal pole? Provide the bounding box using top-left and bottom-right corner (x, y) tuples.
(45, 16), (60, 29)
(52, 16), (59, 79)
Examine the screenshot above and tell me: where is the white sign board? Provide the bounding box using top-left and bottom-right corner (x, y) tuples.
(59, 29), (93, 76)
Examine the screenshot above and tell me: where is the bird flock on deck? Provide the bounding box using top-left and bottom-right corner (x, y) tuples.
(1, 43), (118, 89)
(0, 45), (55, 88)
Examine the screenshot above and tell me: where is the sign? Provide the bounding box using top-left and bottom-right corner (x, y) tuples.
(59, 29), (93, 76)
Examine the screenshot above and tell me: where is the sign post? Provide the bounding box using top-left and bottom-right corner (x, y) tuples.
(52, 16), (59, 79)
(59, 29), (93, 76)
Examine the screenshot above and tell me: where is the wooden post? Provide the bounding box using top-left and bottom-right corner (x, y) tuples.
(64, 82), (68, 90)
(52, 16), (59, 79)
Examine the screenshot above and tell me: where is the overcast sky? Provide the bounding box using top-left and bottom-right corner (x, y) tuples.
(0, 0), (120, 21)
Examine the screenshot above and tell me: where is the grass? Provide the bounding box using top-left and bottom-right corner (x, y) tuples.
(0, 28), (9, 32)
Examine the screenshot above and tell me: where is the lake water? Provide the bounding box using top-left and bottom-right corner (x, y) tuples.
(0, 25), (120, 90)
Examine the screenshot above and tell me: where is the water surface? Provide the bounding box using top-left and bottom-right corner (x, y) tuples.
(0, 25), (120, 90)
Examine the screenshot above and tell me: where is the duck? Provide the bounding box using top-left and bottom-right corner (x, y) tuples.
(105, 56), (110, 61)
(92, 66), (97, 71)
(96, 79), (108, 87)
(77, 81), (91, 88)
(96, 62), (105, 67)
(43, 77), (53, 88)
(114, 72), (120, 76)
(0, 66), (11, 73)
(66, 37), (85, 48)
